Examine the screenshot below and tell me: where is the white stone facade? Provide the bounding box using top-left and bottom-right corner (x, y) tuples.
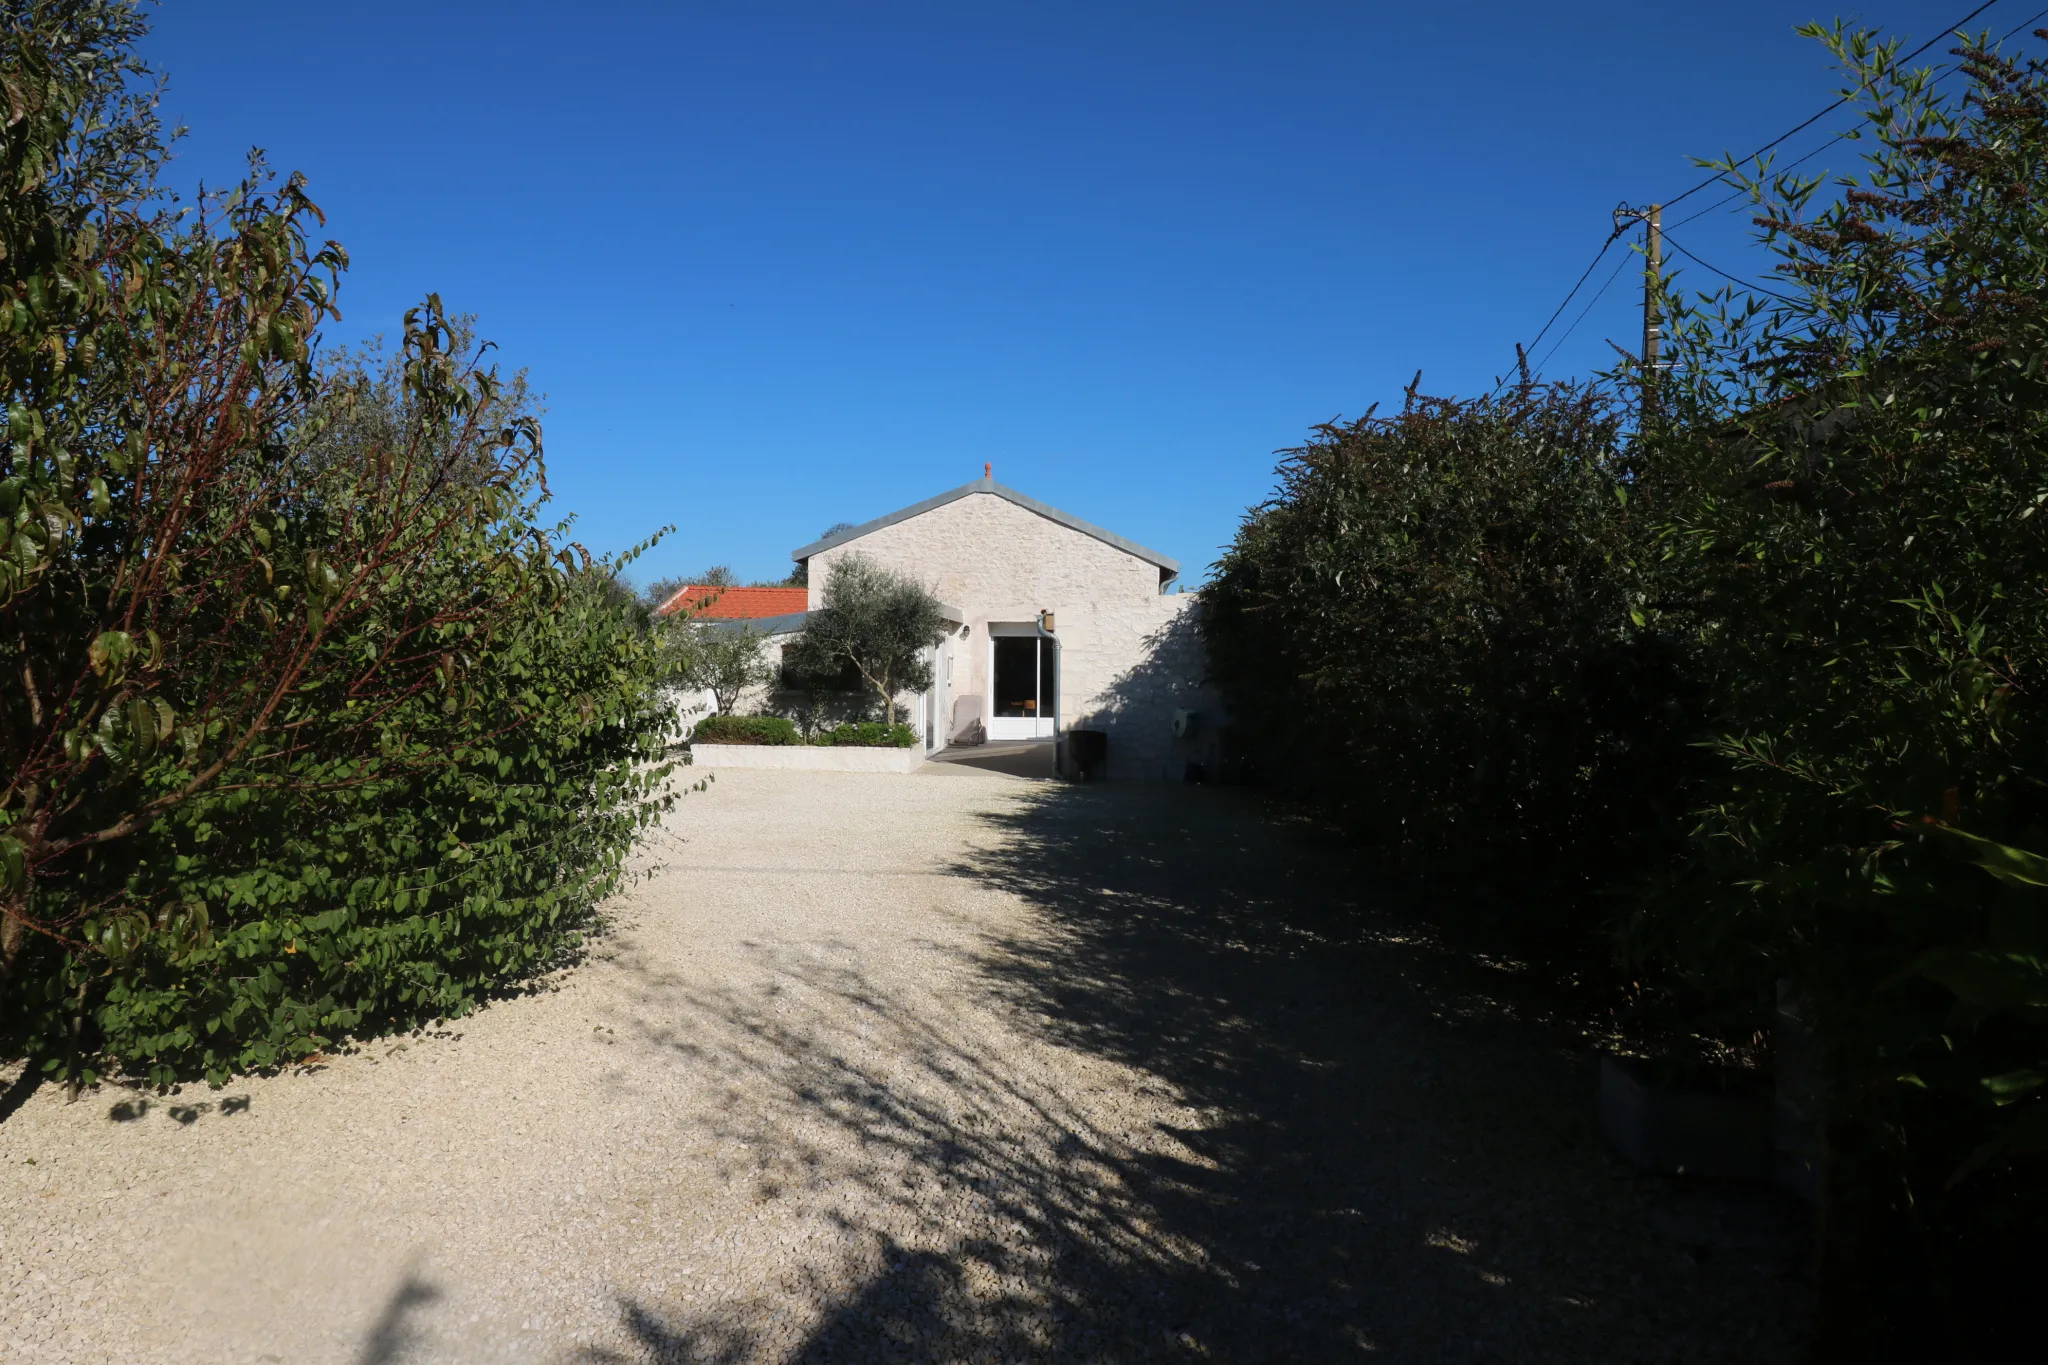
(807, 492), (1161, 616)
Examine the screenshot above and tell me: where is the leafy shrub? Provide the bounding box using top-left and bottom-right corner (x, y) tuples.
(812, 722), (916, 748)
(1204, 381), (1700, 961)
(1628, 27), (2048, 1354)
(0, 4), (678, 1086)
(692, 714), (800, 746)
(1207, 24), (2048, 1355)
(769, 686), (873, 741)
(773, 649), (873, 740)
(28, 565), (678, 1085)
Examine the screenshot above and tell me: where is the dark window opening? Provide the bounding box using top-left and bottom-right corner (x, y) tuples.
(993, 637), (1038, 717)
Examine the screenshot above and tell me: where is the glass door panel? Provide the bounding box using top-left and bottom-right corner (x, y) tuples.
(992, 636), (1039, 718)
(987, 628), (1057, 740)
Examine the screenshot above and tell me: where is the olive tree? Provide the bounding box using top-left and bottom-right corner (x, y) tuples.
(785, 553), (947, 725)
(675, 621), (771, 715)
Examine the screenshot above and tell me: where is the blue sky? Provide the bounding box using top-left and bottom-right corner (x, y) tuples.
(141, 1), (2010, 586)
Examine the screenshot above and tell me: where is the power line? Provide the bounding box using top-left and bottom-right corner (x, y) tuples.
(1511, 0), (2038, 381)
(1524, 228), (1628, 355)
(1668, 133), (1845, 231)
(1532, 252), (1634, 376)
(1660, 0), (2005, 213)
(1492, 227), (1627, 392)
(1660, 231), (1800, 304)
(1669, 3), (2048, 232)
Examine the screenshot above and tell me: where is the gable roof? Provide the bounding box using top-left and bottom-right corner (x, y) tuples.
(789, 476), (1180, 582)
(656, 585), (810, 620)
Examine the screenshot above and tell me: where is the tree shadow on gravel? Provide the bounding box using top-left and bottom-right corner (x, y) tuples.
(0, 1066), (39, 1124)
(356, 1269), (440, 1365)
(569, 1298), (755, 1365)
(595, 782), (1809, 1363)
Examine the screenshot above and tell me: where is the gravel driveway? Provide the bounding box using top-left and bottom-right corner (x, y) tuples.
(0, 768), (1809, 1363)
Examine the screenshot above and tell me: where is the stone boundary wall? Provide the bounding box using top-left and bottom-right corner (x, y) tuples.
(688, 744), (926, 773)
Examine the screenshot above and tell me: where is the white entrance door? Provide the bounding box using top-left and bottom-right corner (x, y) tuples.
(987, 624), (1056, 741)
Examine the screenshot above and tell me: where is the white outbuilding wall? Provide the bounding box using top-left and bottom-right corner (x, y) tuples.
(1058, 593), (1221, 781)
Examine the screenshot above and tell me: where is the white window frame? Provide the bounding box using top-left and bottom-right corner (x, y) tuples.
(986, 622), (1056, 741)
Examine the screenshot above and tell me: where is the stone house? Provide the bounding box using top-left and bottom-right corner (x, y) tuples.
(677, 471), (1218, 780)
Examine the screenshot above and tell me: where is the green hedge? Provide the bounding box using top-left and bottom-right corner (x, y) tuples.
(1206, 27), (2048, 1355)
(1623, 31), (2048, 1351)
(690, 716), (916, 748)
(812, 722), (917, 748)
(693, 714), (800, 746)
(0, 7), (681, 1088)
(1204, 382), (1695, 967)
(22, 571), (680, 1087)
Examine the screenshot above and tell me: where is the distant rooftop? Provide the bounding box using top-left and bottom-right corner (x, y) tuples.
(656, 585), (810, 620)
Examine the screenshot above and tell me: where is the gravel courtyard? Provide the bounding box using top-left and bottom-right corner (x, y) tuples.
(0, 767), (1809, 1363)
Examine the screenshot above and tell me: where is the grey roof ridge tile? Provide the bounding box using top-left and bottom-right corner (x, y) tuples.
(788, 476), (1179, 576)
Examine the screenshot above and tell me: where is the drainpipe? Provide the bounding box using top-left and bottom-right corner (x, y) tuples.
(1035, 610), (1060, 775)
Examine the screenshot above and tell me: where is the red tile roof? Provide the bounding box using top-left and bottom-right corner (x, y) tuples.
(656, 585), (809, 620)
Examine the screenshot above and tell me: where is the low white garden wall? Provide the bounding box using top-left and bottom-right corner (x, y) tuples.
(689, 744), (925, 773)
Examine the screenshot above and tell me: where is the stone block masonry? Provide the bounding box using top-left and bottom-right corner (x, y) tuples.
(1060, 595), (1221, 781)
(808, 491), (1161, 618)
(689, 744), (927, 773)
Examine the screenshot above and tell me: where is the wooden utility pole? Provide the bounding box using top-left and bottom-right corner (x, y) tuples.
(1613, 202), (1663, 403)
(1641, 203), (1662, 382)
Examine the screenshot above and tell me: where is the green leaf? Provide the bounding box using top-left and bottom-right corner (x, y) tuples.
(94, 706), (126, 764)
(1897, 946), (2048, 1011)
(0, 835), (24, 894)
(1982, 1069), (2044, 1103)
(1947, 1099), (2048, 1188)
(1930, 824), (2048, 888)
(127, 697), (157, 761)
(87, 630), (132, 677)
